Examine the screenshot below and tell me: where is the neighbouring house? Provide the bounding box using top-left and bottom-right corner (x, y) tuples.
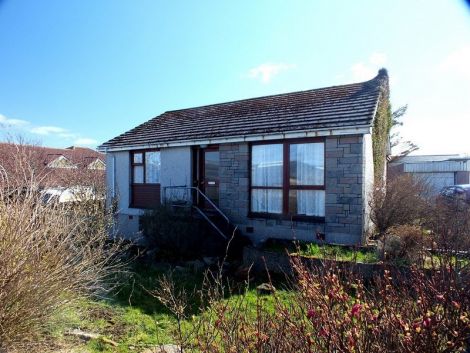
(0, 143), (106, 191)
(99, 69), (391, 245)
(389, 154), (470, 194)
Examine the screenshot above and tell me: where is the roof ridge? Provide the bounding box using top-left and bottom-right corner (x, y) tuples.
(165, 75), (380, 115)
(0, 142), (101, 153)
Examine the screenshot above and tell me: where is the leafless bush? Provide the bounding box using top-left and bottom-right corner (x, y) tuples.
(426, 198), (470, 270)
(154, 258), (470, 353)
(369, 174), (430, 236)
(377, 224), (430, 264)
(0, 146), (123, 351)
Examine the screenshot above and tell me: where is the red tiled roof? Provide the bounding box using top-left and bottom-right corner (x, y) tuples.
(0, 143), (105, 188)
(100, 69), (389, 150)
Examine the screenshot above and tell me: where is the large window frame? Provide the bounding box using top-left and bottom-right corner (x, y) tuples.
(249, 138), (325, 222)
(130, 149), (161, 209)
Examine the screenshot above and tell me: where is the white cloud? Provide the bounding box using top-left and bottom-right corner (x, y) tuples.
(30, 126), (69, 135)
(1, 113), (98, 147)
(0, 114), (29, 127)
(350, 52), (388, 81)
(247, 62), (296, 83)
(439, 45), (470, 78)
(74, 138), (97, 146)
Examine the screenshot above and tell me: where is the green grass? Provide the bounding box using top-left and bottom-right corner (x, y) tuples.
(298, 243), (379, 263)
(48, 264), (180, 352)
(263, 241), (379, 264)
(50, 262), (291, 353)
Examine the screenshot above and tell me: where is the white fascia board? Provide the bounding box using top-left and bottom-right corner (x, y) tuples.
(100, 126), (372, 152)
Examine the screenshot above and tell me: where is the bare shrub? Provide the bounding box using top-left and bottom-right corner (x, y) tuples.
(140, 205), (230, 260)
(154, 259), (470, 352)
(0, 145), (123, 351)
(377, 224), (429, 264)
(426, 198), (470, 270)
(140, 205), (205, 260)
(370, 174), (430, 236)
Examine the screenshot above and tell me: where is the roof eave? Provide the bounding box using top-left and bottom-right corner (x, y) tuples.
(98, 125), (373, 152)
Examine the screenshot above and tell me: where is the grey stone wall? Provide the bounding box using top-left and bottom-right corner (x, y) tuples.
(219, 143), (250, 224)
(219, 135), (368, 245)
(324, 135), (365, 245)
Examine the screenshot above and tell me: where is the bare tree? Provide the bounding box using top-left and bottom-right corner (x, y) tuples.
(389, 105), (419, 161)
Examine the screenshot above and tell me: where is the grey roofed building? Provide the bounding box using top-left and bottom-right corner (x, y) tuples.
(389, 154), (470, 193)
(100, 69), (390, 246)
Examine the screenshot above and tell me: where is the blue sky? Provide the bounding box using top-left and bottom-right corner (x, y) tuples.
(0, 1), (469, 155)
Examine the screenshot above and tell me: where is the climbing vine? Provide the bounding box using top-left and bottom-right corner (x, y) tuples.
(372, 80), (392, 183)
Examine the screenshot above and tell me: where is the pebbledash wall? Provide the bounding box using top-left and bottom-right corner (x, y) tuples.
(218, 134), (374, 245)
(107, 134), (374, 245)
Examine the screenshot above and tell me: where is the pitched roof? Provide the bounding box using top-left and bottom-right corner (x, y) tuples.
(0, 144), (105, 166)
(100, 69), (389, 151)
(0, 143), (105, 188)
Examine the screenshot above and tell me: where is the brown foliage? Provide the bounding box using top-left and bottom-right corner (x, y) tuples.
(378, 224), (429, 264)
(155, 259), (470, 353)
(369, 174), (430, 236)
(0, 145), (122, 352)
(427, 198), (470, 256)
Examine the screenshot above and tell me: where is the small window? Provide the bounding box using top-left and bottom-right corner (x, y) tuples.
(133, 166), (144, 183)
(133, 153), (143, 164)
(131, 150), (160, 184)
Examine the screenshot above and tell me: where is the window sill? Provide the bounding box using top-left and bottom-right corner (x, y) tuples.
(248, 212), (325, 223)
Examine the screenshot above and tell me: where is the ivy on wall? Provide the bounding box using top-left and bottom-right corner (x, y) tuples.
(371, 70), (392, 183)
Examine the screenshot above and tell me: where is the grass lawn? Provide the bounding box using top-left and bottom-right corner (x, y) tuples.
(263, 240), (469, 268)
(297, 243), (379, 263)
(49, 262), (290, 353)
(263, 240), (379, 264)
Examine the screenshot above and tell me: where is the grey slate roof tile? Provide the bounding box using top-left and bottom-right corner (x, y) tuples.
(99, 69), (388, 150)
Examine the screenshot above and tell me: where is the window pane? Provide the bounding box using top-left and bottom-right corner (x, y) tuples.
(290, 143), (324, 185)
(251, 189), (282, 214)
(145, 151), (161, 183)
(289, 190), (325, 217)
(133, 166), (144, 183)
(204, 151), (219, 181)
(133, 153), (143, 164)
(251, 144), (283, 187)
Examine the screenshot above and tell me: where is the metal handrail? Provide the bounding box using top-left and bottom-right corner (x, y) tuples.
(163, 185), (230, 224)
(193, 206), (228, 240)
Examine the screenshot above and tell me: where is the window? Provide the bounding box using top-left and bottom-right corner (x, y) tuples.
(250, 139), (325, 219)
(47, 155), (77, 169)
(289, 142), (325, 217)
(131, 151), (161, 184)
(130, 150), (161, 208)
(251, 144), (283, 213)
(145, 151), (161, 183)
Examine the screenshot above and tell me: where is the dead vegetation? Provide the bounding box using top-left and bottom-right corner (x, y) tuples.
(0, 141), (124, 352)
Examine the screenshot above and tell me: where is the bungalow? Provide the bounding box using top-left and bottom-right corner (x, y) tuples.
(99, 69), (390, 245)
